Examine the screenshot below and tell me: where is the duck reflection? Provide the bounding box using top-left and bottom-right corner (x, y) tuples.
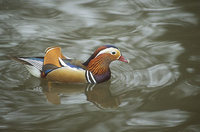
(41, 81), (120, 109)
(85, 83), (120, 109)
(42, 82), (85, 105)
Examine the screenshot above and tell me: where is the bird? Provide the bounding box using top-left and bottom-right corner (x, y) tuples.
(13, 45), (128, 83)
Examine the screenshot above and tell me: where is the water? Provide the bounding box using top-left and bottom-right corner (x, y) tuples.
(0, 0), (200, 131)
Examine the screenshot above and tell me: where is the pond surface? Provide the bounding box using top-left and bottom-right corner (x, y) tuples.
(0, 0), (200, 131)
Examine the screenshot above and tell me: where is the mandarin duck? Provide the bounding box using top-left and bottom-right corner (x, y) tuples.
(14, 45), (128, 83)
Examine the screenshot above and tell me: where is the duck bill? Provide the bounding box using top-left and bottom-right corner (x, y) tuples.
(118, 55), (129, 63)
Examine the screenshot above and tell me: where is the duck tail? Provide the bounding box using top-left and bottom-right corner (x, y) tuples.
(11, 56), (44, 78)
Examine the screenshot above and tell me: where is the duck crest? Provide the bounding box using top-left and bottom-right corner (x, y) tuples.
(83, 45), (118, 66)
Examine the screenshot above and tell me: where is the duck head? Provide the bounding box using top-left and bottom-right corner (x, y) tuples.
(83, 45), (128, 83)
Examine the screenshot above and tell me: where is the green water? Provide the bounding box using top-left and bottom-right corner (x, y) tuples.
(0, 0), (200, 131)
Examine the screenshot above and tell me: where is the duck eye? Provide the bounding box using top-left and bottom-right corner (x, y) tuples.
(111, 51), (116, 55)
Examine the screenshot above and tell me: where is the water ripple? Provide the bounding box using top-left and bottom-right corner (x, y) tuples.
(0, 0), (199, 131)
(126, 109), (189, 128)
(110, 41), (183, 95)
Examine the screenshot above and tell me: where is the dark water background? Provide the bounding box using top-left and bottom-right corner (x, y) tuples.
(0, 0), (200, 131)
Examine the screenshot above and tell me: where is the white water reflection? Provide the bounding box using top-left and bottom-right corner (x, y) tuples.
(183, 125), (200, 132)
(59, 0), (102, 27)
(111, 41), (182, 94)
(171, 81), (200, 98)
(60, 94), (88, 105)
(115, 63), (179, 88)
(127, 109), (189, 128)
(1, 0), (197, 42)
(133, 63), (179, 88)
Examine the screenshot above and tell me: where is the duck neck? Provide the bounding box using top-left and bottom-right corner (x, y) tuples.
(85, 57), (111, 83)
(87, 57), (111, 75)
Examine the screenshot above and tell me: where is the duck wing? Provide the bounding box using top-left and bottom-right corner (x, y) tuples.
(42, 47), (87, 83)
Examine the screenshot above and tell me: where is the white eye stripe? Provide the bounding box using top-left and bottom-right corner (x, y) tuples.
(95, 47), (119, 58)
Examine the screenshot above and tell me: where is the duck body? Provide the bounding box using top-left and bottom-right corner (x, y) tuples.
(14, 45), (128, 84)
